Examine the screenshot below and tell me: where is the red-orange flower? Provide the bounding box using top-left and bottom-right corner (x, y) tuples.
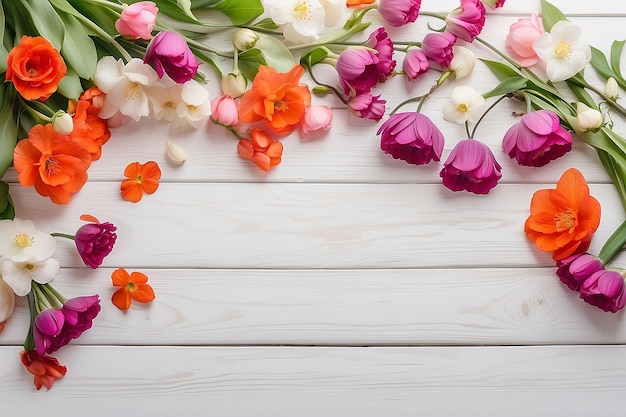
(238, 65), (311, 134)
(111, 268), (156, 310)
(6, 36), (67, 101)
(237, 128), (283, 172)
(68, 100), (111, 161)
(346, 0), (376, 7)
(524, 168), (601, 260)
(120, 161), (161, 203)
(20, 350), (67, 390)
(13, 124), (92, 204)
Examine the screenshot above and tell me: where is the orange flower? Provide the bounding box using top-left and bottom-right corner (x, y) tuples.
(6, 36), (67, 101)
(237, 128), (283, 171)
(111, 268), (156, 310)
(346, 0), (376, 7)
(120, 161), (161, 203)
(20, 350), (67, 390)
(238, 65), (311, 134)
(13, 124), (92, 204)
(68, 100), (111, 161)
(524, 168), (601, 260)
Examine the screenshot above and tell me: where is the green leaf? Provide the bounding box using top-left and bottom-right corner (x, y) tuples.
(482, 77), (527, 99)
(59, 13), (97, 79)
(211, 0), (264, 25)
(0, 86), (19, 180)
(479, 59), (522, 80)
(598, 216), (626, 263)
(190, 0), (221, 7)
(589, 46), (615, 80)
(597, 150), (626, 214)
(0, 2), (8, 73)
(57, 66), (83, 99)
(300, 47), (331, 69)
(238, 48), (266, 80)
(610, 40), (626, 86)
(540, 0), (568, 32)
(251, 18), (279, 31)
(0, 181), (15, 220)
(254, 34), (296, 72)
(19, 0), (65, 50)
(565, 80), (596, 108)
(152, 0), (200, 24)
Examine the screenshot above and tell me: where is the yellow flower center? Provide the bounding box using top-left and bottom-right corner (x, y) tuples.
(274, 99), (288, 113)
(555, 209), (577, 232)
(554, 41), (572, 59)
(294, 1), (312, 20)
(125, 82), (141, 100)
(125, 282), (137, 291)
(15, 232), (34, 249)
(456, 103), (469, 113)
(45, 157), (60, 176)
(135, 174), (144, 184)
(24, 263), (35, 271)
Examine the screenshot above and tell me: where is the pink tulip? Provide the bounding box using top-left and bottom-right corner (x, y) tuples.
(348, 93), (386, 121)
(580, 270), (626, 313)
(377, 112), (444, 165)
(556, 253), (605, 291)
(445, 0), (486, 42)
(481, 0), (505, 8)
(336, 48), (380, 95)
(144, 31), (199, 83)
(115, 1), (158, 41)
(421, 32), (457, 70)
(505, 12), (544, 67)
(402, 49), (430, 80)
(365, 28), (396, 83)
(46, 295), (101, 353)
(440, 139), (502, 194)
(210, 94), (239, 127)
(33, 308), (65, 355)
(75, 219), (117, 269)
(378, 0), (421, 27)
(502, 110), (572, 167)
(302, 105), (333, 134)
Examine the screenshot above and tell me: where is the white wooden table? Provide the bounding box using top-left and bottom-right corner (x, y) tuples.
(2, 1), (626, 415)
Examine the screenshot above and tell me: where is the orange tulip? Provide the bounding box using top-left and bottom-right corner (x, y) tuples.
(13, 124), (92, 204)
(111, 268), (156, 310)
(120, 161), (161, 203)
(524, 168), (601, 260)
(20, 350), (67, 390)
(68, 100), (111, 160)
(237, 128), (283, 171)
(6, 36), (67, 101)
(238, 65), (311, 134)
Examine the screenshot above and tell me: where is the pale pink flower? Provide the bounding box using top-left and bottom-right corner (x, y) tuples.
(210, 94), (239, 127)
(115, 1), (158, 41)
(348, 94), (386, 121)
(302, 105), (333, 134)
(505, 12), (544, 67)
(445, 0), (486, 42)
(378, 0), (421, 27)
(421, 32), (456, 69)
(402, 49), (429, 80)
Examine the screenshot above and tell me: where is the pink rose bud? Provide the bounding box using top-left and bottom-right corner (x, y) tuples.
(445, 0), (486, 42)
(347, 93), (386, 121)
(210, 94), (239, 127)
(378, 0), (422, 27)
(115, 1), (158, 41)
(402, 48), (430, 80)
(505, 12), (544, 67)
(144, 31), (199, 83)
(302, 105), (333, 134)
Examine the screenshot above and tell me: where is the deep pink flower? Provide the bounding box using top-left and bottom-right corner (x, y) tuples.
(377, 112), (444, 164)
(302, 105), (333, 134)
(505, 12), (544, 67)
(421, 32), (457, 69)
(440, 139), (502, 194)
(115, 1), (158, 41)
(403, 49), (430, 80)
(481, 0), (505, 8)
(144, 31), (199, 83)
(336, 47), (380, 95)
(580, 269), (626, 313)
(445, 0), (486, 42)
(75, 216), (117, 269)
(33, 308), (65, 355)
(48, 295), (101, 353)
(348, 93), (386, 121)
(378, 0), (421, 27)
(210, 94), (239, 127)
(365, 28), (396, 82)
(502, 110), (572, 167)
(556, 253), (605, 291)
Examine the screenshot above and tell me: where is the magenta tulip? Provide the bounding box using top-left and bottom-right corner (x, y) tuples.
(445, 0), (486, 42)
(440, 139), (502, 194)
(115, 1), (158, 41)
(144, 31), (199, 84)
(348, 93), (386, 121)
(75, 220), (117, 269)
(421, 32), (457, 69)
(378, 0), (422, 27)
(365, 28), (396, 82)
(337, 48), (380, 95)
(33, 308), (65, 355)
(377, 112), (444, 165)
(556, 253), (605, 291)
(580, 269), (626, 313)
(403, 49), (430, 80)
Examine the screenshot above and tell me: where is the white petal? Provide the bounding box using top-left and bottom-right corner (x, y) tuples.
(30, 258), (61, 285)
(125, 58), (159, 86)
(1, 261), (33, 297)
(181, 80), (210, 106)
(551, 21), (582, 43)
(94, 57), (125, 93)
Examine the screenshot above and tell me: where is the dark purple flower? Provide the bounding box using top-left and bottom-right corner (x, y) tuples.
(556, 253), (605, 291)
(336, 47), (380, 95)
(445, 0), (486, 42)
(378, 0), (422, 27)
(75, 219), (117, 269)
(33, 308), (65, 355)
(580, 269), (626, 313)
(403, 49), (430, 80)
(377, 112), (444, 164)
(144, 31), (199, 83)
(502, 110), (572, 167)
(47, 295), (101, 354)
(440, 139), (502, 194)
(365, 28), (396, 82)
(348, 93), (386, 121)
(421, 32), (457, 70)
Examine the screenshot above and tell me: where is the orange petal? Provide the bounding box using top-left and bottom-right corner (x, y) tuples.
(141, 161), (162, 180)
(121, 180), (144, 203)
(123, 162), (142, 179)
(131, 284), (156, 303)
(111, 268), (131, 286)
(129, 271), (149, 285)
(141, 178), (159, 195)
(237, 140), (254, 160)
(80, 214), (100, 223)
(112, 287), (131, 310)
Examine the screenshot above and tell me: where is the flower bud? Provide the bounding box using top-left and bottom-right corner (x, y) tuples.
(233, 29), (259, 51)
(0, 278), (15, 333)
(576, 102), (603, 132)
(449, 46), (476, 79)
(302, 105), (333, 135)
(606, 77), (619, 100)
(210, 94), (239, 127)
(220, 72), (247, 98)
(165, 140), (188, 166)
(52, 111), (74, 135)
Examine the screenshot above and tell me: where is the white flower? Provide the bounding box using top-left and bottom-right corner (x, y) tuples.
(148, 79), (183, 122)
(233, 29), (259, 51)
(443, 86), (487, 124)
(263, 0), (325, 44)
(450, 46), (476, 79)
(532, 20), (591, 82)
(576, 102), (603, 132)
(606, 77), (619, 100)
(94, 57), (159, 121)
(52, 111), (74, 134)
(2, 258), (60, 296)
(0, 277), (15, 327)
(173, 79), (211, 130)
(0, 218), (55, 264)
(220, 72), (247, 98)
(319, 0), (348, 27)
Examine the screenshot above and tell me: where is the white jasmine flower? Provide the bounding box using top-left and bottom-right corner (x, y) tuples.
(2, 258), (60, 296)
(606, 77), (619, 100)
(532, 20), (591, 82)
(0, 218), (55, 263)
(443, 86), (487, 124)
(263, 0), (325, 44)
(450, 46), (477, 79)
(0, 277), (15, 326)
(52, 111), (74, 135)
(173, 79), (211, 130)
(148, 79), (183, 122)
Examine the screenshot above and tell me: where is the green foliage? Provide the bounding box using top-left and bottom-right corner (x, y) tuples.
(539, 0), (568, 31)
(300, 47), (332, 69)
(152, 0), (200, 24)
(210, 0), (264, 25)
(0, 181), (15, 220)
(478, 59), (521, 80)
(0, 85), (18, 180)
(17, 0), (65, 49)
(58, 12), (97, 79)
(482, 77), (528, 99)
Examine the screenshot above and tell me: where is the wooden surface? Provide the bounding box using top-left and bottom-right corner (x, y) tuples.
(2, 0), (626, 415)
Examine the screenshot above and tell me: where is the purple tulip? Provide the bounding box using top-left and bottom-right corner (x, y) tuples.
(348, 93), (386, 121)
(75, 221), (117, 269)
(445, 0), (486, 42)
(144, 31), (199, 84)
(378, 0), (422, 27)
(421, 32), (457, 70)
(556, 253), (605, 291)
(47, 296), (102, 354)
(365, 28), (396, 82)
(502, 110), (572, 167)
(440, 139), (502, 194)
(377, 112), (444, 165)
(403, 49), (430, 80)
(337, 48), (380, 96)
(33, 308), (65, 355)
(579, 269), (626, 313)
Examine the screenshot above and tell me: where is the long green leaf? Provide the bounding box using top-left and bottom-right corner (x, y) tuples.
(211, 0), (264, 25)
(57, 66), (83, 99)
(0, 181), (15, 220)
(482, 77), (527, 99)
(610, 40), (626, 86)
(0, 1), (8, 73)
(254, 34), (295, 72)
(19, 0), (65, 49)
(0, 86), (19, 180)
(59, 13), (97, 79)
(479, 58), (522, 80)
(152, 0), (200, 23)
(540, 0), (568, 31)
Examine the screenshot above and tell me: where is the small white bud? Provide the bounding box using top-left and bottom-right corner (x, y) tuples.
(450, 46), (476, 80)
(576, 102), (603, 132)
(220, 72), (248, 98)
(52, 111), (74, 135)
(233, 29), (259, 51)
(606, 77), (619, 101)
(165, 140), (188, 166)
(0, 278), (15, 332)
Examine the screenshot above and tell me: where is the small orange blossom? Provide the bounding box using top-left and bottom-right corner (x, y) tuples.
(237, 128), (283, 171)
(120, 161), (161, 203)
(111, 268), (155, 311)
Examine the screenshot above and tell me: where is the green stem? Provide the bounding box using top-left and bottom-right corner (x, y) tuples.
(390, 96), (424, 115)
(41, 283), (67, 305)
(598, 219), (626, 264)
(51, 232), (75, 240)
(24, 291), (36, 351)
(31, 283), (53, 312)
(307, 65), (347, 105)
(470, 94), (509, 139)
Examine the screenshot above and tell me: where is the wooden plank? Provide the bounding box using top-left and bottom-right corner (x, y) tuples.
(2, 267), (626, 346)
(1, 345), (626, 416)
